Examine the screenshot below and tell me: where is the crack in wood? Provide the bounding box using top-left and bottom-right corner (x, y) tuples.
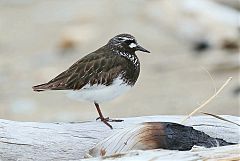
(0, 140), (33, 146)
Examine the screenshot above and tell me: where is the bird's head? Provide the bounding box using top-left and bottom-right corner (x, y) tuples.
(108, 34), (150, 53)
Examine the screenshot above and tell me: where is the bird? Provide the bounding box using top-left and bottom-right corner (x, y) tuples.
(32, 33), (150, 129)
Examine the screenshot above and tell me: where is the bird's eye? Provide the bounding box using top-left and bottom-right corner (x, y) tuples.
(125, 40), (136, 45)
(125, 40), (137, 48)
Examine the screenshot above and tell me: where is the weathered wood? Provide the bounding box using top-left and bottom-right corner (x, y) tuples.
(85, 145), (240, 161)
(0, 115), (239, 161)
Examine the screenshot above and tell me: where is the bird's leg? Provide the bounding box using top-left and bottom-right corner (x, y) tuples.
(94, 103), (112, 129)
(94, 103), (124, 129)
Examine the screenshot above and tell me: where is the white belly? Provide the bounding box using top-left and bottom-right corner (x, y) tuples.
(67, 77), (132, 103)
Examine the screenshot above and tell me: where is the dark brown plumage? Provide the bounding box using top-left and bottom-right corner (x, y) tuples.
(33, 48), (139, 91)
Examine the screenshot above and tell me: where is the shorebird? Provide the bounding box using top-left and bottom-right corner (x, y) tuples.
(33, 33), (150, 129)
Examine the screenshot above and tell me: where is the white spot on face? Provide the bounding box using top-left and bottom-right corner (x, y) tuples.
(129, 43), (137, 48)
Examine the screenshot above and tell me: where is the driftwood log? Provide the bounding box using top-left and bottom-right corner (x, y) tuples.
(0, 115), (239, 161)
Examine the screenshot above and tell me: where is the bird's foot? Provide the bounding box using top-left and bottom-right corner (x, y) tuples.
(96, 117), (124, 122)
(96, 116), (124, 129)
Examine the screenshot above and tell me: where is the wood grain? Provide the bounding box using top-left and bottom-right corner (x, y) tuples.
(0, 115), (239, 161)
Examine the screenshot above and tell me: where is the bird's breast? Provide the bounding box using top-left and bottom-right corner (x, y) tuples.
(117, 51), (140, 68)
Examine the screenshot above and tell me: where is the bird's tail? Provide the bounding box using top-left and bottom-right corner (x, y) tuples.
(32, 83), (49, 92)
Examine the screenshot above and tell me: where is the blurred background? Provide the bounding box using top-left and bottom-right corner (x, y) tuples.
(0, 0), (239, 122)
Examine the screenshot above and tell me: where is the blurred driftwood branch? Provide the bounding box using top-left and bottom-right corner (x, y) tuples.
(0, 115), (239, 161)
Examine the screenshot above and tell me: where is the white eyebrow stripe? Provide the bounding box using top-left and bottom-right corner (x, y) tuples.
(118, 37), (134, 41)
(129, 43), (137, 48)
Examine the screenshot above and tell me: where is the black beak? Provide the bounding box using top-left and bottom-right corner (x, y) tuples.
(136, 45), (150, 53)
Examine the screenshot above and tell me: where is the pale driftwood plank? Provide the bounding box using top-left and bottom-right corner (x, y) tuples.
(85, 145), (240, 161)
(0, 115), (239, 161)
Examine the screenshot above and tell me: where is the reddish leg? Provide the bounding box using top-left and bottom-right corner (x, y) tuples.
(94, 103), (123, 129)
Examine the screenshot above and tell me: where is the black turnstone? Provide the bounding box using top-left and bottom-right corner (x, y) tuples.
(32, 33), (150, 129)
